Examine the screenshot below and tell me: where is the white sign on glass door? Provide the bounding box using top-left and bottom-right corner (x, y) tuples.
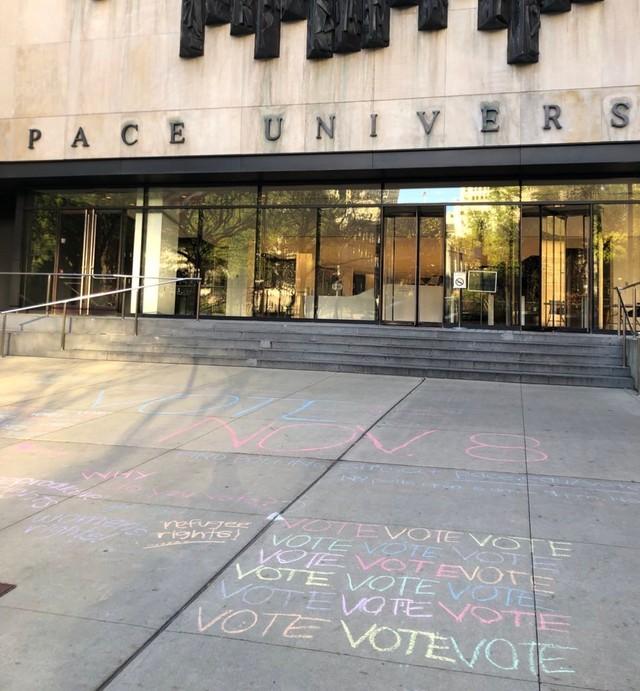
(453, 272), (467, 290)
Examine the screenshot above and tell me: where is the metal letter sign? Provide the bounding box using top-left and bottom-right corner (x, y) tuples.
(179, 0), (604, 65)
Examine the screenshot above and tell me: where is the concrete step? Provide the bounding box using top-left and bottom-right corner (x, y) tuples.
(4, 315), (633, 389)
(15, 314), (616, 342)
(67, 334), (624, 362)
(18, 347), (634, 389)
(52, 337), (628, 376)
(133, 322), (622, 346)
(11, 330), (622, 365)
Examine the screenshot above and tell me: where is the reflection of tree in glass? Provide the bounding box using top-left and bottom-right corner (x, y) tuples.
(170, 207), (257, 316)
(449, 202), (520, 326)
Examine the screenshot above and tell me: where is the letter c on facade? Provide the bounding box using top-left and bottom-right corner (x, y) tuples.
(121, 123), (139, 146)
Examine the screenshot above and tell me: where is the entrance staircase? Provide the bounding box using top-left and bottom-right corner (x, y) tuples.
(3, 315), (635, 389)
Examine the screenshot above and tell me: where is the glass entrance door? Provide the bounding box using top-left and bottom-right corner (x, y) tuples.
(382, 207), (444, 324)
(55, 209), (129, 313)
(56, 211), (86, 304)
(521, 205), (591, 330)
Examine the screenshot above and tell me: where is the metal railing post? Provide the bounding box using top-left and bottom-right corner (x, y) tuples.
(60, 302), (68, 351)
(1, 314), (7, 358)
(634, 287), (637, 334)
(45, 274), (52, 316)
(121, 276), (127, 320)
(196, 279), (201, 321)
(135, 283), (143, 337)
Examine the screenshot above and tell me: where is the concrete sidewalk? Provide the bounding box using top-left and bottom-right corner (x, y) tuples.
(0, 357), (638, 691)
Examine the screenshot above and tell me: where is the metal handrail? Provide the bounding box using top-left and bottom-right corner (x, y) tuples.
(0, 276), (201, 358)
(0, 272), (199, 279)
(0, 272), (202, 317)
(615, 284), (639, 367)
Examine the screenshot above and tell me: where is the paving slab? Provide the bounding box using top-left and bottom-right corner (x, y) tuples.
(522, 385), (640, 480)
(344, 424), (530, 474)
(180, 415), (366, 460)
(203, 367), (333, 396)
(0, 607), (152, 691)
(0, 490), (61, 530)
(169, 516), (542, 684)
(535, 541), (640, 691)
(0, 440), (163, 494)
(0, 497), (266, 628)
(0, 359), (175, 405)
(529, 475), (640, 548)
(96, 450), (330, 516)
(381, 379), (525, 433)
(108, 631), (540, 691)
(0, 405), (110, 440)
(38, 411), (228, 450)
(129, 387), (358, 422)
(294, 372), (421, 402)
(524, 432), (640, 482)
(14, 382), (222, 416)
(522, 384), (640, 436)
(212, 395), (393, 427)
(287, 461), (531, 536)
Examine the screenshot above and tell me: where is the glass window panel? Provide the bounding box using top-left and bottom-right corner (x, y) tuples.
(317, 207), (379, 321)
(148, 187), (258, 207)
(419, 213), (445, 323)
(522, 181), (637, 202)
(593, 204), (640, 331)
(384, 185), (520, 205)
(540, 206), (590, 330)
(383, 214), (417, 323)
(199, 208), (257, 317)
(141, 210), (200, 316)
(22, 209), (58, 306)
(521, 207), (541, 328)
(28, 189), (143, 209)
(445, 205), (520, 328)
(255, 208), (317, 319)
(262, 185), (382, 206)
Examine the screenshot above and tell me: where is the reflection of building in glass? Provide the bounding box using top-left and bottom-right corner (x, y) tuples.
(18, 182), (640, 332)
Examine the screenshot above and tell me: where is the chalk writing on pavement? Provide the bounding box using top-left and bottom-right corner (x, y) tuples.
(194, 518), (577, 679)
(145, 519), (252, 549)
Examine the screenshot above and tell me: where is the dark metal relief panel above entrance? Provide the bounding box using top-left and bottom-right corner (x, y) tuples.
(179, 0), (603, 65)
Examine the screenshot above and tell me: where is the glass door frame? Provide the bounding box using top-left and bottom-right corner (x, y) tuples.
(53, 208), (129, 315)
(380, 205), (446, 326)
(520, 203), (593, 333)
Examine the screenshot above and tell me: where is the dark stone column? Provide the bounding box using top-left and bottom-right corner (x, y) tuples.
(540, 0), (571, 12)
(205, 0), (231, 23)
(334, 0), (363, 53)
(255, 0), (281, 58)
(361, 0), (390, 48)
(418, 0), (448, 31)
(281, 0), (308, 21)
(180, 0), (206, 58)
(507, 0), (541, 64)
(307, 0), (335, 57)
(478, 0), (509, 30)
(230, 0), (256, 35)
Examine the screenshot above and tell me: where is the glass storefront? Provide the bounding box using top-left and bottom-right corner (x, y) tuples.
(21, 181), (640, 331)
